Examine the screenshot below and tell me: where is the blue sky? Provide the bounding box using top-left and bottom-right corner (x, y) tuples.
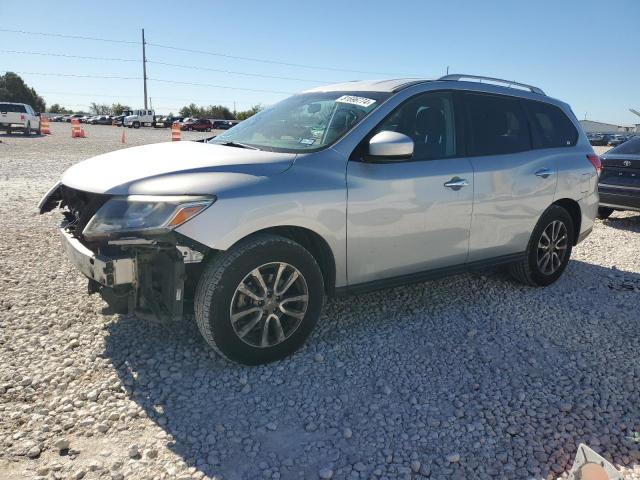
(1, 0), (638, 124)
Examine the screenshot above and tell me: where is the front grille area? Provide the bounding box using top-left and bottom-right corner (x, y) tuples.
(57, 185), (110, 240)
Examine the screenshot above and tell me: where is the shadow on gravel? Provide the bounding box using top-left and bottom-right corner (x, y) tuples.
(602, 214), (640, 233)
(0, 132), (45, 139)
(103, 260), (640, 480)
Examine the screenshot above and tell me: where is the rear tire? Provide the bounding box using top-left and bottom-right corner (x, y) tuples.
(509, 205), (574, 286)
(194, 234), (324, 365)
(597, 207), (614, 220)
(23, 123), (31, 136)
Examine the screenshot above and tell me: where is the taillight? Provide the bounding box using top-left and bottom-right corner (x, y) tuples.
(20, 114), (25, 121)
(587, 154), (602, 175)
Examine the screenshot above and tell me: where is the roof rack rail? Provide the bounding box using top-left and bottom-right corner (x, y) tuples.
(438, 74), (546, 95)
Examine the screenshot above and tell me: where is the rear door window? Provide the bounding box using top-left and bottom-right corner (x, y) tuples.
(464, 93), (531, 156)
(0, 103), (27, 113)
(524, 100), (578, 148)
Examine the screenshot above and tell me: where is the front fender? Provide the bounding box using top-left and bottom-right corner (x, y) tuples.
(175, 155), (348, 287)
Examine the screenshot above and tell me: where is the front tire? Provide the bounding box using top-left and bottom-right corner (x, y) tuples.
(509, 205), (574, 286)
(195, 234), (324, 365)
(597, 207), (614, 220)
(133, 122), (140, 129)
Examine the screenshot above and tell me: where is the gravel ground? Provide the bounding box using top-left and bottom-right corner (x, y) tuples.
(1, 124), (639, 480)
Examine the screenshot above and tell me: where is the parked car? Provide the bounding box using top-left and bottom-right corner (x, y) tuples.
(0, 102), (41, 135)
(51, 115), (65, 122)
(64, 114), (85, 123)
(181, 118), (212, 132)
(597, 136), (640, 219)
(154, 115), (183, 128)
(90, 115), (114, 125)
(112, 111), (133, 127)
(589, 133), (614, 146)
(39, 74), (598, 365)
(607, 134), (628, 147)
(211, 119), (233, 130)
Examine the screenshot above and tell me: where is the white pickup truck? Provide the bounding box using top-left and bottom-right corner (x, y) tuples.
(0, 102), (41, 135)
(123, 109), (155, 128)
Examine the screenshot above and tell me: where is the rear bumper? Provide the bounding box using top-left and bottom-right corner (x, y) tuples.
(599, 188), (640, 212)
(60, 227), (135, 287)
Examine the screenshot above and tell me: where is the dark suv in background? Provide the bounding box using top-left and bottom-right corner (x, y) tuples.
(598, 136), (640, 218)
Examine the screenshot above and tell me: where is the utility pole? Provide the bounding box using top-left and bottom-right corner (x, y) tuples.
(142, 28), (148, 110)
(446, 65), (449, 75)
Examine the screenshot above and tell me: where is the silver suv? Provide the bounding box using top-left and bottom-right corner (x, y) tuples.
(40, 74), (599, 365)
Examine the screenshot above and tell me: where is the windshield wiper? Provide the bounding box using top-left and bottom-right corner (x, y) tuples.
(217, 141), (259, 150)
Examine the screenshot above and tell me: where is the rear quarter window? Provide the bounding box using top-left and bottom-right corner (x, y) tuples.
(0, 103), (27, 113)
(524, 100), (578, 148)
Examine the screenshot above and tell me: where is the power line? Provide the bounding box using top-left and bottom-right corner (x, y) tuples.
(5, 71), (141, 80)
(41, 91), (248, 104)
(4, 71), (293, 95)
(0, 49), (329, 83)
(0, 28), (138, 44)
(147, 61), (329, 83)
(0, 49), (138, 62)
(41, 91), (141, 98)
(147, 42), (405, 76)
(0, 27), (411, 76)
(149, 78), (292, 95)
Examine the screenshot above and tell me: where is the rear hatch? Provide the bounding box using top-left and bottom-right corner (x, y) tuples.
(599, 154), (640, 192)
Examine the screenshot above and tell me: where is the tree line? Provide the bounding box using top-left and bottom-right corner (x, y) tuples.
(1, 72), (264, 120)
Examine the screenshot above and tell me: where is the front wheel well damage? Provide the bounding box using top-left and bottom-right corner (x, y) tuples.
(221, 226), (337, 296)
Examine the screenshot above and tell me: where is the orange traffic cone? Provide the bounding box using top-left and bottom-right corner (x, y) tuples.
(40, 114), (51, 135)
(71, 118), (81, 138)
(171, 122), (181, 142)
(120, 130), (125, 144)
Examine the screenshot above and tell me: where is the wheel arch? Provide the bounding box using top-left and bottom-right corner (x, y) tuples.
(553, 198), (581, 245)
(227, 226), (337, 296)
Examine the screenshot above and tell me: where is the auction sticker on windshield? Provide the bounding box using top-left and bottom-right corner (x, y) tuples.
(335, 95), (376, 108)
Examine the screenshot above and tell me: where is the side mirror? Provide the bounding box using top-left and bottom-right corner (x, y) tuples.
(368, 131), (414, 160)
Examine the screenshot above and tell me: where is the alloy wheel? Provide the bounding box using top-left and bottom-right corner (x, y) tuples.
(537, 220), (568, 275)
(229, 262), (309, 348)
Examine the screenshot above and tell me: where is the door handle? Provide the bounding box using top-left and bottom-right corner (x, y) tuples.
(444, 177), (469, 191)
(535, 168), (554, 179)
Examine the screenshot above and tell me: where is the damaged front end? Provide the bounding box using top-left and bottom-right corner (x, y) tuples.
(40, 184), (213, 321)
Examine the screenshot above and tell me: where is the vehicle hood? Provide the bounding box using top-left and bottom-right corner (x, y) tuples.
(61, 141), (296, 195)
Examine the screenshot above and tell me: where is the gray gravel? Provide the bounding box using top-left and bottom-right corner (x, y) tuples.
(1, 124), (639, 479)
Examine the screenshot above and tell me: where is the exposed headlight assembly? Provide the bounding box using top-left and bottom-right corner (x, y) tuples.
(83, 195), (215, 240)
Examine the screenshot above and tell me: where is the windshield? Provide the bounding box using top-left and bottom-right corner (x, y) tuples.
(209, 91), (390, 152)
(609, 136), (640, 155)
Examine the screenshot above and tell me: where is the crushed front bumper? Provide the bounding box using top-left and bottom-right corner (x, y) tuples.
(59, 227), (135, 287)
